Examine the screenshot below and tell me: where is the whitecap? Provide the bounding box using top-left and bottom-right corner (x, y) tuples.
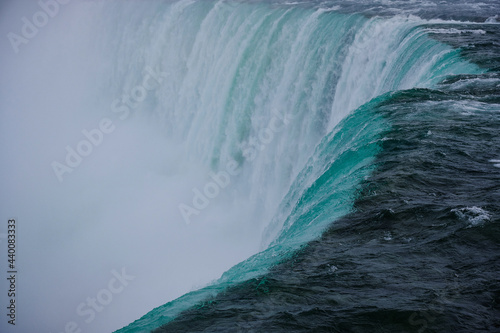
(490, 159), (500, 168)
(452, 206), (492, 227)
(425, 28), (487, 35)
(485, 15), (498, 23)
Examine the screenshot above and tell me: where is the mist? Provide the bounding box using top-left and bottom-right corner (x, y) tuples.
(0, 1), (473, 331)
(0, 1), (268, 332)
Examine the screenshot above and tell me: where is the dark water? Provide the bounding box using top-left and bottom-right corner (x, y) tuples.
(152, 13), (500, 333)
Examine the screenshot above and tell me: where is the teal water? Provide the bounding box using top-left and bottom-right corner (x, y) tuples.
(105, 1), (487, 331)
(0, 0), (498, 332)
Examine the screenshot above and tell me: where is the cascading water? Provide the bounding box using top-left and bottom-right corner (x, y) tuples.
(0, 1), (489, 332)
(95, 2), (480, 332)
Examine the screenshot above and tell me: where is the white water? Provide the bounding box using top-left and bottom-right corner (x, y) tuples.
(0, 1), (481, 332)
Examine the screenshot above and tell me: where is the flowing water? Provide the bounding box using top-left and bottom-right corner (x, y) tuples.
(0, 0), (498, 332)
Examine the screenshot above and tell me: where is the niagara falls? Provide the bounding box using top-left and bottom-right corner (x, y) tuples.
(0, 0), (499, 332)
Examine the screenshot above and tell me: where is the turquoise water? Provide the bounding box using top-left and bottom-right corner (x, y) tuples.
(104, 2), (486, 331)
(0, 0), (498, 332)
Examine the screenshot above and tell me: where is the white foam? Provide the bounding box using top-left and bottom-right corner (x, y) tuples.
(425, 28), (487, 35)
(490, 159), (500, 168)
(485, 15), (498, 23)
(452, 206), (492, 227)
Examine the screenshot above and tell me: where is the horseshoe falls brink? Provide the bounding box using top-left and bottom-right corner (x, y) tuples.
(1, 0), (499, 332)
